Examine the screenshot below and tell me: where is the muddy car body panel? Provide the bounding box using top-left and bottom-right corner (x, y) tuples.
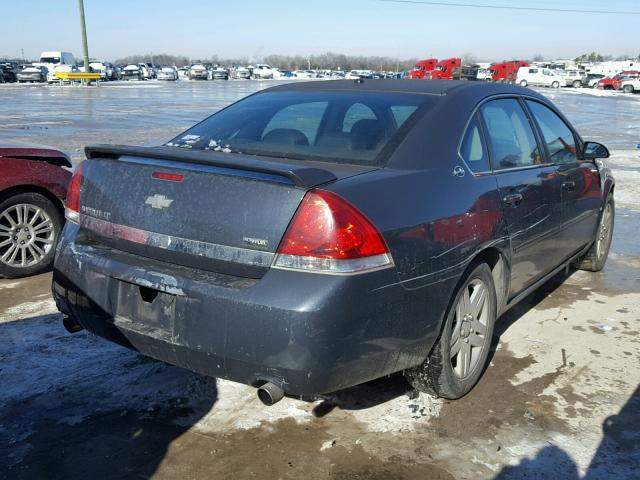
(0, 145), (71, 198)
(52, 80), (613, 396)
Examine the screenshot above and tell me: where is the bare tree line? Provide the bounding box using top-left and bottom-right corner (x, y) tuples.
(114, 52), (420, 71)
(103, 51), (640, 70)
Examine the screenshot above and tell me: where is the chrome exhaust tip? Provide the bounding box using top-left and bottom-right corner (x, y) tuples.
(257, 382), (285, 406)
(62, 316), (83, 333)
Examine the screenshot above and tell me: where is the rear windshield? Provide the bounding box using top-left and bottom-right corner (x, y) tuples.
(166, 90), (434, 165)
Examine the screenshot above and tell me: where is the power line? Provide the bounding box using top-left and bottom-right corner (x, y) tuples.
(378, 0), (640, 15)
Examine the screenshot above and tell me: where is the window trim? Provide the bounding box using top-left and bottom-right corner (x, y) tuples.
(521, 98), (582, 166)
(457, 111), (490, 174)
(457, 93), (584, 176)
(478, 96), (548, 173)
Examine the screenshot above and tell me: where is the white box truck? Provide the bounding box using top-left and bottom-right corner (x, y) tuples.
(35, 51), (76, 82)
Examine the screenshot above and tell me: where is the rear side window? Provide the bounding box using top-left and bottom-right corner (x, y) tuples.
(526, 101), (578, 164)
(480, 98), (542, 170)
(460, 114), (489, 172)
(167, 91), (434, 166)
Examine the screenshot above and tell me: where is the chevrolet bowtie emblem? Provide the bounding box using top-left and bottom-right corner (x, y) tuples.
(145, 194), (174, 209)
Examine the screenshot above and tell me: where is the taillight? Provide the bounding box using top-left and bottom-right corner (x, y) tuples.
(65, 162), (84, 223)
(274, 190), (393, 274)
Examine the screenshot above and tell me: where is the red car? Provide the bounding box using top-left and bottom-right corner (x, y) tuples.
(597, 71), (640, 90)
(0, 144), (71, 277)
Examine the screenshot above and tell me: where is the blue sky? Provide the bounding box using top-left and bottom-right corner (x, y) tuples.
(2, 0), (639, 62)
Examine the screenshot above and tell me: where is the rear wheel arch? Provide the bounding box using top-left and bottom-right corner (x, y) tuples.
(472, 247), (509, 311)
(0, 185), (65, 219)
(420, 247), (508, 359)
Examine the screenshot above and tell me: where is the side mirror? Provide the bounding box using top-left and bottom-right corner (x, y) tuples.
(583, 141), (610, 160)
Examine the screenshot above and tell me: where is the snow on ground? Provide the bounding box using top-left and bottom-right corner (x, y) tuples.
(558, 87), (640, 100)
(606, 150), (640, 211)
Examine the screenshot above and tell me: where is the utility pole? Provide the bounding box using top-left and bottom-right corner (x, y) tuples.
(77, 0), (90, 72)
(21, 48), (25, 63)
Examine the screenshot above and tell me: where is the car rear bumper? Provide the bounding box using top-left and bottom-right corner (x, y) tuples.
(17, 75), (43, 81)
(52, 224), (442, 395)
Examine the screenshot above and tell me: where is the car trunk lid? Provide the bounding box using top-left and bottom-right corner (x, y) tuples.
(78, 145), (377, 278)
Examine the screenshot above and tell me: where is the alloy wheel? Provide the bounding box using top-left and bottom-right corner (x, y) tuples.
(0, 203), (55, 268)
(596, 203), (613, 262)
(449, 278), (490, 379)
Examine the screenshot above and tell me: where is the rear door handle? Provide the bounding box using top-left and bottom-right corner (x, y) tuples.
(562, 181), (576, 191)
(503, 193), (523, 207)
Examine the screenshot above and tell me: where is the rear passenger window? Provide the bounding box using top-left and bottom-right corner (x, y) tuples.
(480, 99), (543, 170)
(526, 101), (577, 164)
(460, 114), (489, 172)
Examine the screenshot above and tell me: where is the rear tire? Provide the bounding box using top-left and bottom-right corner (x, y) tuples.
(572, 195), (614, 272)
(623, 85), (634, 94)
(552, 81), (560, 88)
(0, 192), (64, 278)
(572, 80), (582, 88)
(405, 261), (497, 399)
(519, 80), (528, 87)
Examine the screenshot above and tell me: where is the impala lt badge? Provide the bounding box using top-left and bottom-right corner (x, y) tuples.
(243, 236), (269, 248)
(145, 194), (174, 210)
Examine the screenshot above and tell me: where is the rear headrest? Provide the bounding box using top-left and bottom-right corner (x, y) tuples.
(350, 119), (386, 151)
(262, 128), (309, 146)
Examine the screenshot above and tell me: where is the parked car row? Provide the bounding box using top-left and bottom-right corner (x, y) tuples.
(404, 57), (638, 92)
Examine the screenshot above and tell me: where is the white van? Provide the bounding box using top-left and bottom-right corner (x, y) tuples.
(516, 66), (562, 88)
(36, 51), (76, 82)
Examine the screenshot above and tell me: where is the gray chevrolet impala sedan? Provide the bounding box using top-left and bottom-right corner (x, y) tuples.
(52, 80), (614, 405)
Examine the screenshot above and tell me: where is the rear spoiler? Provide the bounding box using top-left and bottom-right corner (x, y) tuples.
(85, 144), (338, 189)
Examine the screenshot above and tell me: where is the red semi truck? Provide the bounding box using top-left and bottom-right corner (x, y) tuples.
(428, 58), (479, 81)
(408, 58), (438, 79)
(429, 58), (460, 80)
(489, 61), (530, 82)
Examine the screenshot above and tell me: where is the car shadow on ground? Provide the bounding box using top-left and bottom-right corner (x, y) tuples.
(494, 384), (640, 479)
(310, 373), (414, 417)
(0, 313), (218, 480)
